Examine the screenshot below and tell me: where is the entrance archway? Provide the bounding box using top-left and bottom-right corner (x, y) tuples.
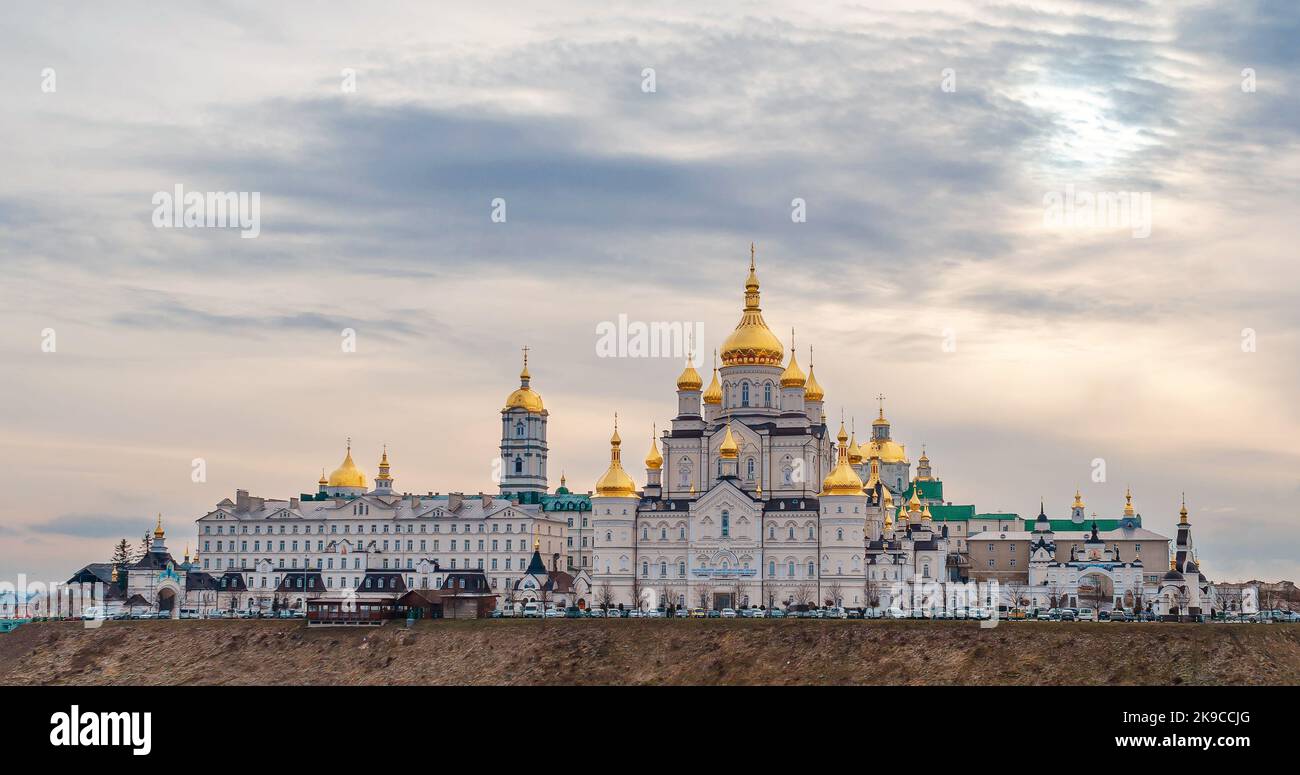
(1078, 572), (1115, 611)
(157, 588), (176, 615)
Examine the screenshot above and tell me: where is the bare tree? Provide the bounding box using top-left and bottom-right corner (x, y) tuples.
(1002, 580), (1028, 609)
(696, 586), (712, 611)
(862, 575), (881, 609)
(657, 584), (674, 613)
(595, 581), (615, 612)
(629, 575), (645, 612)
(792, 584), (814, 610)
(824, 580), (843, 608)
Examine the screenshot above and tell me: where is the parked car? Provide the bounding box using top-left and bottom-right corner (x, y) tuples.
(522, 603), (542, 618)
(1035, 609), (1052, 621)
(706, 610), (721, 618)
(719, 608), (737, 618)
(1059, 608), (1077, 621)
(1077, 607), (1095, 622)
(646, 609), (664, 618)
(750, 608), (767, 618)
(768, 609), (785, 619)
(674, 608), (689, 618)
(824, 607), (848, 619)
(689, 608), (707, 618)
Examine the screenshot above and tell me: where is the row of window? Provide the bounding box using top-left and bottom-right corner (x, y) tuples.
(204, 521), (550, 536)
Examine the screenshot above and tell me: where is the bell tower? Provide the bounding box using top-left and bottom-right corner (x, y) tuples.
(500, 347), (549, 503)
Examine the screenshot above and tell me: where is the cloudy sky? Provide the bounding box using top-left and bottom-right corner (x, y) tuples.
(1, 1), (1297, 583)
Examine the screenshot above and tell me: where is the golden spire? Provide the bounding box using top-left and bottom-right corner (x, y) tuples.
(804, 346), (825, 402)
(1072, 489), (1085, 509)
(922, 501), (933, 521)
(873, 393), (889, 426)
(883, 508), (893, 530)
(780, 328), (807, 388)
(909, 483), (922, 510)
(154, 513), (164, 539)
(864, 455), (881, 489)
(318, 468), (327, 486)
(820, 421), (865, 496)
(1124, 486), (1135, 517)
(847, 422), (864, 465)
(594, 414), (637, 498)
(719, 423), (739, 459)
(645, 424), (663, 470)
(376, 444), (392, 482)
(702, 350), (723, 405)
(720, 244), (784, 366)
(1179, 493), (1188, 524)
(897, 502), (909, 524)
(883, 484), (894, 507)
(504, 347), (545, 412)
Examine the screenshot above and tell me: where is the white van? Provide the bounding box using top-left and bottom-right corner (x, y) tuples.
(522, 603), (542, 618)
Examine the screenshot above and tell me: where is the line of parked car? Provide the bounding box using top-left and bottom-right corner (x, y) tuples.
(493, 603), (1300, 622)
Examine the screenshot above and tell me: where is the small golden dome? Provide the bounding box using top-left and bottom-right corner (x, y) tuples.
(719, 424), (739, 459)
(820, 422), (865, 496)
(645, 428), (663, 470)
(883, 485), (894, 506)
(594, 419), (638, 498)
(504, 348), (544, 413)
(922, 502), (932, 521)
(1072, 489), (1085, 509)
(153, 513), (164, 539)
(318, 469), (328, 486)
(675, 359), (703, 391)
(779, 330), (806, 387)
(804, 349), (825, 402)
(1124, 486), (1135, 517)
(720, 247), (785, 367)
(1179, 493), (1189, 524)
(376, 445), (392, 482)
(847, 432), (863, 465)
(909, 484), (922, 509)
(702, 353), (723, 405)
(897, 503), (909, 523)
(328, 443), (368, 489)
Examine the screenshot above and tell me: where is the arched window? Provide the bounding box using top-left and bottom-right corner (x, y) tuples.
(641, 561), (649, 577)
(642, 526), (648, 540)
(515, 422), (525, 437)
(787, 561), (795, 577)
(837, 528), (844, 541)
(768, 560), (775, 576)
(764, 383), (772, 406)
(679, 525), (685, 539)
(746, 458), (755, 480)
(742, 382), (750, 406)
(788, 526), (795, 539)
(808, 561), (815, 577)
(679, 561), (686, 577)
(513, 456), (523, 474)
(660, 527), (666, 540)
(605, 531), (612, 542)
(660, 561), (667, 578)
(769, 525), (775, 539)
(721, 510), (730, 538)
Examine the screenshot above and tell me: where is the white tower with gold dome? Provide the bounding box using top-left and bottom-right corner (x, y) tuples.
(500, 347), (549, 504)
(591, 417), (640, 601)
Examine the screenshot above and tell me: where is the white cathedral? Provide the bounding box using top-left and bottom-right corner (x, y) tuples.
(590, 250), (950, 611)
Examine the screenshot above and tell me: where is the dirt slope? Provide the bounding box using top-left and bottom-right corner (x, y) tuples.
(2, 619), (1297, 686)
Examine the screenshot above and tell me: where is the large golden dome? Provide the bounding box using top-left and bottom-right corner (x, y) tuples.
(504, 352), (545, 413)
(594, 422), (638, 498)
(820, 423), (865, 496)
(720, 248), (785, 367)
(868, 438), (907, 464)
(328, 444), (368, 489)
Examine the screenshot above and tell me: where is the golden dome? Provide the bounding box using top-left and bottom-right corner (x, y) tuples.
(504, 349), (545, 413)
(702, 353), (723, 405)
(922, 502), (933, 521)
(318, 469), (328, 486)
(675, 358), (703, 391)
(869, 438), (908, 464)
(328, 443), (368, 489)
(153, 513), (164, 539)
(864, 456), (880, 488)
(804, 348), (825, 402)
(847, 432), (864, 465)
(1124, 487), (1135, 517)
(897, 503), (909, 523)
(645, 428), (663, 471)
(376, 446), (392, 482)
(820, 423), (865, 496)
(719, 424), (739, 459)
(1179, 493), (1189, 524)
(883, 484), (894, 506)
(909, 484), (922, 510)
(1072, 489), (1085, 509)
(779, 330), (806, 388)
(720, 247), (785, 367)
(594, 419), (638, 498)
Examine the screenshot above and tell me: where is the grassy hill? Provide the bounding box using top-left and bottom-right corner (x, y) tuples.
(2, 619), (1298, 685)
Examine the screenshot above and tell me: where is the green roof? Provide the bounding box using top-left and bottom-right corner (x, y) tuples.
(1030, 518), (1123, 532)
(541, 491), (591, 512)
(975, 512), (1020, 521)
(929, 504), (975, 521)
(905, 480), (944, 502)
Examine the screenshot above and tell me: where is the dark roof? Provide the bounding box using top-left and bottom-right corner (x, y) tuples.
(128, 549), (177, 571)
(185, 572), (220, 591)
(219, 572), (248, 591)
(124, 594), (150, 606)
(360, 572), (407, 594)
(275, 571), (322, 593)
(66, 563), (116, 586)
(525, 548), (548, 575)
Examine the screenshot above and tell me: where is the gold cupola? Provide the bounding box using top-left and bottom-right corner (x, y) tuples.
(318, 469), (328, 486)
(909, 483), (922, 511)
(779, 328), (806, 388)
(820, 422), (865, 496)
(675, 356), (703, 392)
(645, 426), (664, 470)
(376, 445), (392, 482)
(804, 348), (825, 402)
(153, 513), (165, 539)
(327, 440), (368, 489)
(702, 350), (723, 405)
(1072, 489), (1085, 510)
(720, 245), (785, 367)
(1179, 493), (1189, 524)
(504, 348), (545, 413)
(719, 424), (740, 459)
(1124, 487), (1135, 517)
(848, 429), (864, 465)
(867, 403), (907, 464)
(594, 417), (638, 498)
